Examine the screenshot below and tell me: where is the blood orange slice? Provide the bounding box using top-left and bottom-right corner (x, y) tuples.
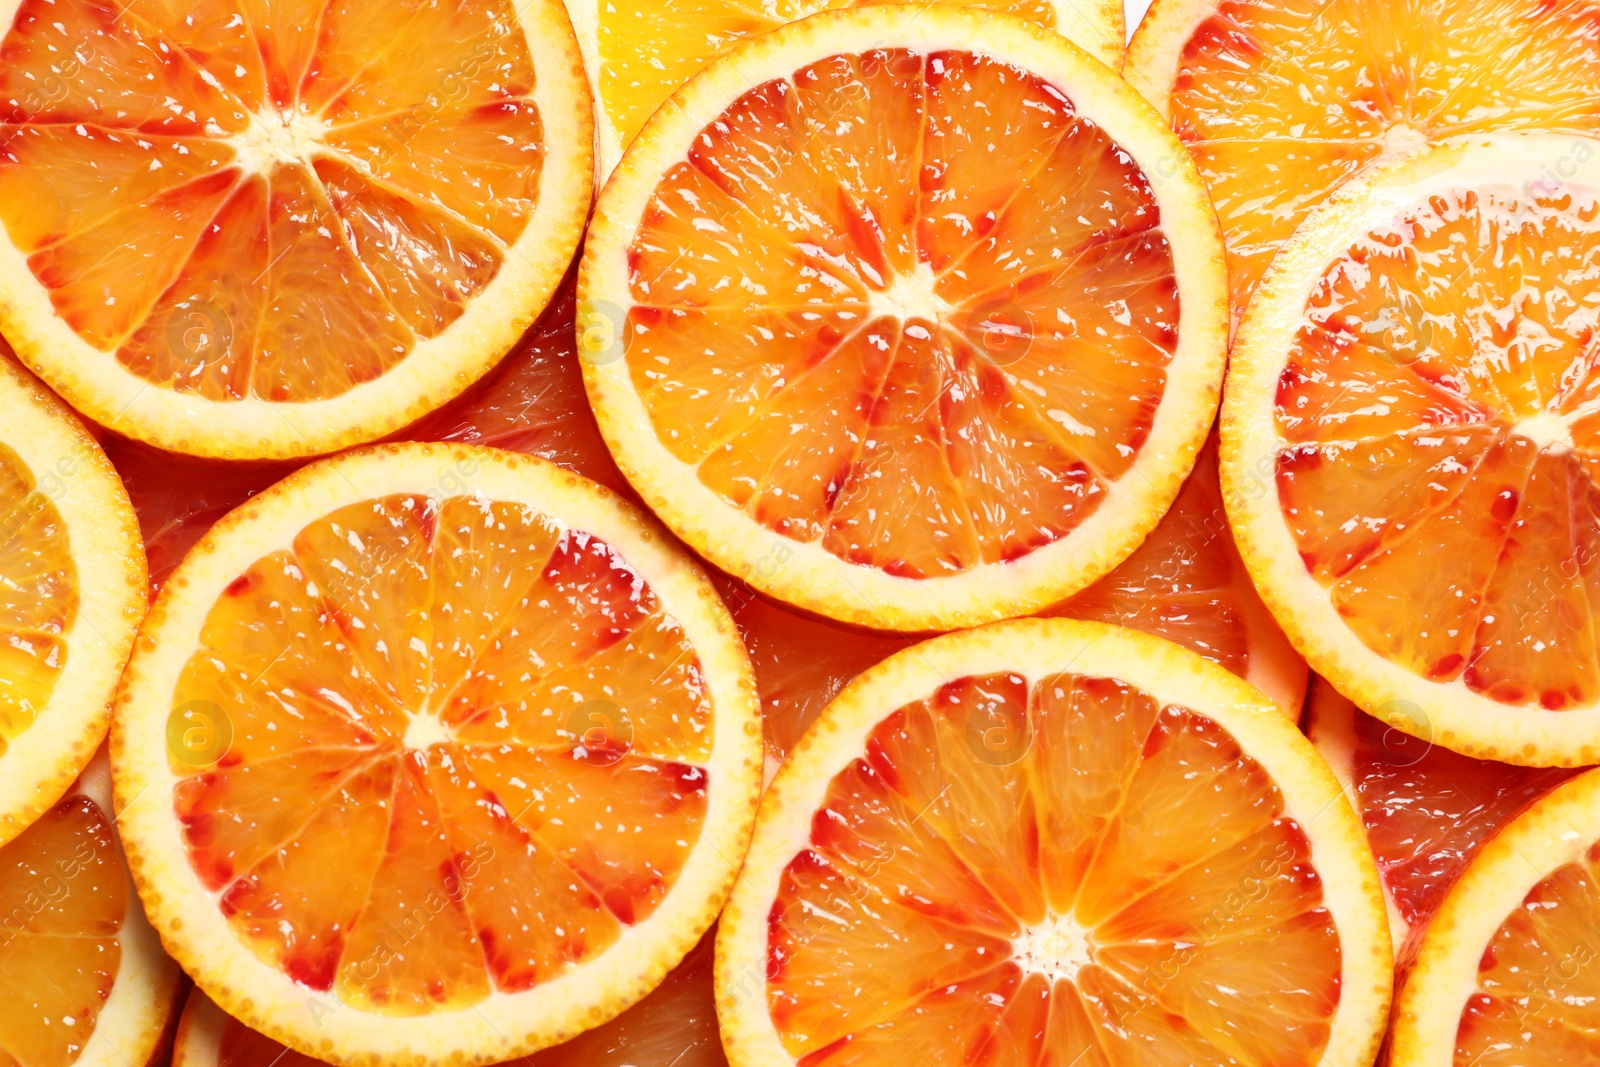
(110, 444), (762, 1066)
(567, 0), (1125, 179)
(1, 748), (183, 1067)
(581, 5), (1229, 632)
(0, 0), (593, 459)
(717, 619), (1392, 1067)
(1124, 0), (1600, 316)
(1390, 766), (1600, 1065)
(1224, 132), (1600, 766)
(0, 349), (145, 848)
(1305, 677), (1578, 954)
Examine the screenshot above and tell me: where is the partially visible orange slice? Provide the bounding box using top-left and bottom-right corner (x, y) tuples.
(173, 932), (726, 1067)
(0, 350), (145, 847)
(1390, 766), (1600, 1065)
(1125, 0), (1600, 315)
(567, 0), (1125, 179)
(717, 619), (1392, 1067)
(0, 0), (593, 459)
(111, 444), (762, 1066)
(0, 748), (183, 1067)
(1224, 133), (1600, 766)
(581, 5), (1229, 631)
(1305, 677), (1577, 954)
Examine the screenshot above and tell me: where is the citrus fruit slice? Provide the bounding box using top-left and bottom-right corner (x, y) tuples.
(0, 349), (145, 848)
(1, 747), (183, 1067)
(717, 618), (1393, 1067)
(1223, 132), (1600, 767)
(1124, 0), (1600, 316)
(566, 0), (1125, 181)
(1389, 765), (1600, 1065)
(0, 0), (593, 460)
(110, 443), (762, 1066)
(1305, 677), (1578, 954)
(173, 933), (725, 1067)
(581, 5), (1230, 632)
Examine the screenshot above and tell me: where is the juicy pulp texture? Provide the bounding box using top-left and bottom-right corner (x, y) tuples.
(625, 49), (1178, 577)
(0, 795), (126, 1067)
(767, 671), (1341, 1066)
(171, 494), (713, 1013)
(1276, 186), (1600, 710)
(0, 441), (76, 758)
(1454, 841), (1600, 1063)
(0, 0), (545, 400)
(1165, 0), (1600, 313)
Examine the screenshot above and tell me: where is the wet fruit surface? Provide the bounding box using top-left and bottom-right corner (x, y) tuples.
(768, 670), (1340, 1066)
(1276, 185), (1600, 709)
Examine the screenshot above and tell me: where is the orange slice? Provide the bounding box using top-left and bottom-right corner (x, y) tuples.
(0, 0), (593, 460)
(1, 747), (183, 1067)
(717, 619), (1392, 1067)
(581, 5), (1230, 631)
(0, 349), (145, 847)
(110, 444), (762, 1066)
(1305, 677), (1578, 955)
(173, 933), (725, 1067)
(1224, 132), (1600, 767)
(566, 0), (1125, 179)
(1390, 766), (1600, 1065)
(1124, 0), (1600, 316)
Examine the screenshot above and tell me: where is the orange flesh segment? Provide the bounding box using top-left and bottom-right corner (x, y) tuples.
(1166, 0), (1600, 312)
(767, 671), (1340, 1066)
(0, 794), (126, 1067)
(0, 0), (545, 402)
(1456, 842), (1600, 1063)
(171, 494), (712, 1012)
(626, 49), (1178, 576)
(1276, 186), (1600, 709)
(0, 440), (76, 758)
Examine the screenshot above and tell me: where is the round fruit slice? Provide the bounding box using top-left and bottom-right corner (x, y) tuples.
(1305, 677), (1577, 954)
(581, 5), (1230, 632)
(567, 0), (1125, 181)
(0, 349), (145, 848)
(1224, 132), (1600, 767)
(0, 0), (593, 460)
(173, 933), (725, 1067)
(1389, 765), (1600, 1065)
(1, 747), (183, 1067)
(1124, 0), (1600, 316)
(111, 443), (762, 1066)
(717, 618), (1392, 1067)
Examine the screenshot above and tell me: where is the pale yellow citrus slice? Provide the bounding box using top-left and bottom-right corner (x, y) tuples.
(1, 747), (183, 1067)
(173, 933), (726, 1067)
(581, 5), (1230, 632)
(1390, 765), (1600, 1065)
(1224, 132), (1600, 767)
(1124, 0), (1600, 317)
(0, 348), (145, 848)
(0, 0), (593, 460)
(566, 0), (1125, 180)
(1305, 677), (1578, 955)
(717, 618), (1392, 1067)
(110, 443), (762, 1066)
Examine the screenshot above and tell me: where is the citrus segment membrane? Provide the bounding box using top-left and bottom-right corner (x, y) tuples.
(1126, 0), (1600, 314)
(0, 0), (591, 458)
(584, 9), (1228, 630)
(718, 621), (1392, 1067)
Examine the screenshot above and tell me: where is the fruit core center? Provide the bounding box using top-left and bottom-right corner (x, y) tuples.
(868, 263), (952, 325)
(230, 108), (329, 175)
(402, 708), (454, 751)
(1014, 914), (1094, 982)
(1512, 410), (1575, 451)
(1379, 122), (1429, 160)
